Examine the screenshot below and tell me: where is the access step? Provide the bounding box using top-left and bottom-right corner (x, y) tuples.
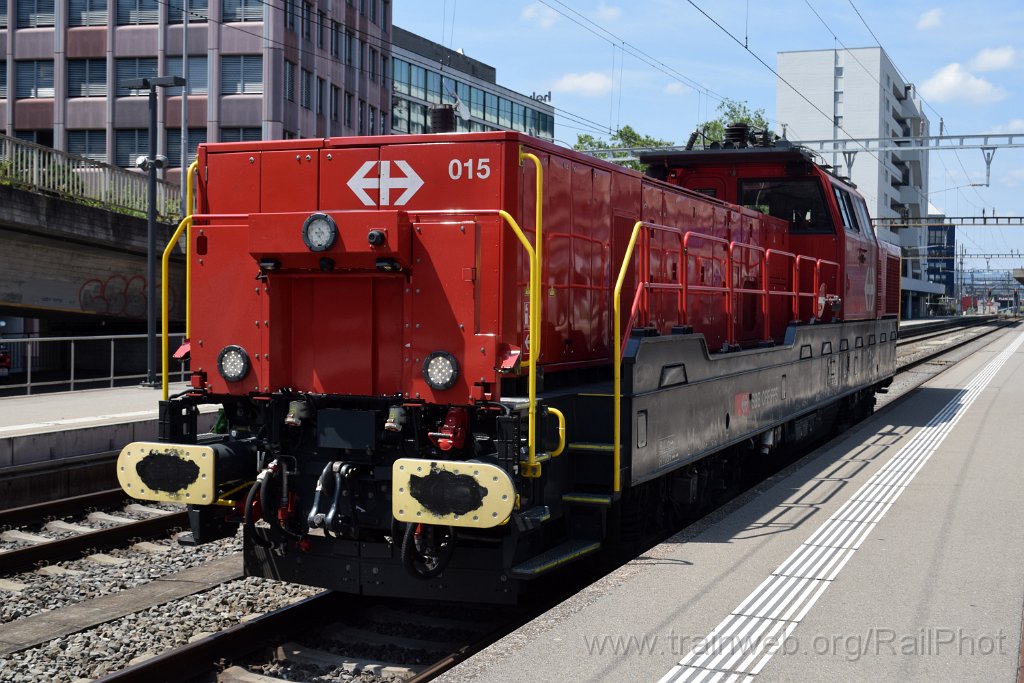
(510, 539), (602, 579)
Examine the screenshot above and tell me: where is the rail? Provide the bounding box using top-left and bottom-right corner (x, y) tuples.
(0, 333), (188, 395)
(0, 132), (180, 222)
(613, 221), (841, 494)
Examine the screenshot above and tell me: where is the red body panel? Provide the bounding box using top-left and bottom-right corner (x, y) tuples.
(191, 132), (898, 401)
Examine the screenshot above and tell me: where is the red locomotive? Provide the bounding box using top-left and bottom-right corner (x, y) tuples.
(117, 125), (900, 602)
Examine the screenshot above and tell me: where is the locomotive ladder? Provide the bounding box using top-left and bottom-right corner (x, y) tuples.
(612, 221), (839, 493)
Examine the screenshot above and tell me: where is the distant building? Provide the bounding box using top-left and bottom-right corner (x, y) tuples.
(777, 47), (942, 318)
(390, 25), (554, 139)
(0, 0), (393, 184)
(926, 217), (956, 313)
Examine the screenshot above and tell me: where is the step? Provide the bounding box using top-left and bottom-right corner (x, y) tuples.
(561, 492), (614, 506)
(510, 539), (602, 579)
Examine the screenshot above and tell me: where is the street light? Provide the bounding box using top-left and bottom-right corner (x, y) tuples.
(123, 75), (186, 388)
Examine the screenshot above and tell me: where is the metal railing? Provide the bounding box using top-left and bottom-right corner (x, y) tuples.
(0, 333), (188, 395)
(0, 133), (181, 222)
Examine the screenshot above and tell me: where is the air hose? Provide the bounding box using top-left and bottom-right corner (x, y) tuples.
(401, 523), (456, 579)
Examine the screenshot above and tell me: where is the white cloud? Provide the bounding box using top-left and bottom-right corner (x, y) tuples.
(988, 118), (1024, 133)
(919, 63), (1006, 103)
(969, 46), (1016, 72)
(521, 2), (558, 29)
(552, 72), (614, 97)
(916, 8), (943, 30)
(1005, 168), (1024, 187)
(663, 82), (690, 96)
(596, 3), (621, 21)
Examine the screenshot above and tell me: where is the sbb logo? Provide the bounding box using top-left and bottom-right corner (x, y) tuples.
(347, 160), (424, 206)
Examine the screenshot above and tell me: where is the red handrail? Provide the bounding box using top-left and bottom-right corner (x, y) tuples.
(618, 224), (843, 355)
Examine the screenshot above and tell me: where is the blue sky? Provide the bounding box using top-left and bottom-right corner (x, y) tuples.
(394, 0), (1024, 264)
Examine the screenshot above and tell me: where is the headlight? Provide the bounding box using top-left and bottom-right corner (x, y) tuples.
(302, 213), (338, 252)
(422, 351), (459, 390)
(217, 345), (250, 382)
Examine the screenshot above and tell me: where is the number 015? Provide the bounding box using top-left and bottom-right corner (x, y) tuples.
(448, 158), (491, 180)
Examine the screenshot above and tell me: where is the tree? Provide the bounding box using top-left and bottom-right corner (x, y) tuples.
(574, 125), (674, 170)
(696, 98), (772, 144)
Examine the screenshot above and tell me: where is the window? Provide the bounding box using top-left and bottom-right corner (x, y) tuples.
(166, 56), (209, 95)
(284, 0), (295, 30)
(0, 0), (6, 28)
(284, 61), (295, 101)
(409, 103), (427, 134)
(69, 0), (107, 26)
(330, 85), (339, 121)
(222, 0), (261, 22)
(368, 48), (377, 82)
(115, 129), (148, 167)
(115, 57), (156, 96)
(369, 104), (376, 135)
(220, 127), (261, 143)
(116, 0), (158, 24)
(380, 56), (388, 87)
(426, 71), (442, 104)
(16, 61), (55, 99)
(393, 58), (410, 95)
(359, 0), (365, 15)
(331, 21), (340, 58)
(346, 32), (356, 66)
(166, 128), (207, 167)
(369, 0), (376, 23)
(739, 179), (835, 235)
(317, 77), (325, 115)
(221, 55), (262, 94)
(833, 187), (860, 233)
(484, 92), (498, 122)
(318, 12), (325, 47)
(344, 91), (353, 127)
(391, 97), (407, 133)
(498, 97), (512, 128)
(358, 99), (365, 134)
(301, 3), (311, 39)
(380, 110), (387, 136)
(512, 101), (524, 131)
(0, 62), (6, 99)
(470, 87), (484, 118)
(168, 0), (208, 23)
(300, 69), (311, 109)
(67, 130), (106, 161)
(410, 65), (425, 100)
(67, 59), (107, 98)
(17, 0), (55, 27)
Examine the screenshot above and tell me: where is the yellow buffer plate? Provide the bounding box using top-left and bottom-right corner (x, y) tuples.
(117, 441), (216, 504)
(392, 458), (516, 529)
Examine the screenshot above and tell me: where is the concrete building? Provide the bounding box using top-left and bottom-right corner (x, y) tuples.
(0, 0), (392, 184)
(390, 25), (554, 140)
(777, 47), (943, 318)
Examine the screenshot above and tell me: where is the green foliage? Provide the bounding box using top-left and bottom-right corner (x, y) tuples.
(574, 125), (674, 170)
(697, 98), (772, 144)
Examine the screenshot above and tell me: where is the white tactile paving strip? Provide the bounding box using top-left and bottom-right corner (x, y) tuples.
(658, 330), (1024, 683)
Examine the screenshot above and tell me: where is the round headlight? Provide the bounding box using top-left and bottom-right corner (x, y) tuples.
(217, 345), (250, 382)
(422, 351), (459, 391)
(302, 213), (338, 252)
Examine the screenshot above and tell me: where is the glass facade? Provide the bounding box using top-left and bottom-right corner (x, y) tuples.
(390, 56), (554, 139)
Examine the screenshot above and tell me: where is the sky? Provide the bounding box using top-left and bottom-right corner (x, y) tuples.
(393, 0), (1024, 267)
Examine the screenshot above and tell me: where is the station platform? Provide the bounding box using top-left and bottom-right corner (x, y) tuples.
(445, 327), (1024, 682)
(0, 384), (217, 467)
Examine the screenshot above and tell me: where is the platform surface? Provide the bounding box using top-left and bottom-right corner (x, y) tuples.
(444, 326), (1024, 682)
(0, 383), (190, 437)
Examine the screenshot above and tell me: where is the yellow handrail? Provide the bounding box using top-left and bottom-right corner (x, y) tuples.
(612, 221), (645, 494)
(547, 407), (566, 457)
(497, 209), (542, 477)
(519, 148), (543, 364)
(161, 160), (198, 400)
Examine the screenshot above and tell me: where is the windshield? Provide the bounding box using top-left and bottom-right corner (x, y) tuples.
(739, 179), (835, 234)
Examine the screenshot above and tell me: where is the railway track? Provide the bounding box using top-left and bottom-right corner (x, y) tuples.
(0, 493), (187, 574)
(0, 316), (1014, 683)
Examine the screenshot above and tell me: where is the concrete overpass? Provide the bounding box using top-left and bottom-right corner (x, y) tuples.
(0, 135), (185, 329)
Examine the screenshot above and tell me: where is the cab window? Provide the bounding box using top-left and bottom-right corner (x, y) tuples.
(852, 195), (875, 237)
(833, 186), (859, 233)
(739, 179), (835, 234)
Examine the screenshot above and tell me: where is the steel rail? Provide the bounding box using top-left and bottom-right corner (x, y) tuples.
(0, 509), (188, 574)
(0, 487), (125, 528)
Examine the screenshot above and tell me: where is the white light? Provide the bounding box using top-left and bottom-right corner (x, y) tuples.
(423, 352), (459, 390)
(218, 345), (250, 382)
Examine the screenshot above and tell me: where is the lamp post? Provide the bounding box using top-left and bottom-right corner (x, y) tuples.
(123, 75), (186, 388)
